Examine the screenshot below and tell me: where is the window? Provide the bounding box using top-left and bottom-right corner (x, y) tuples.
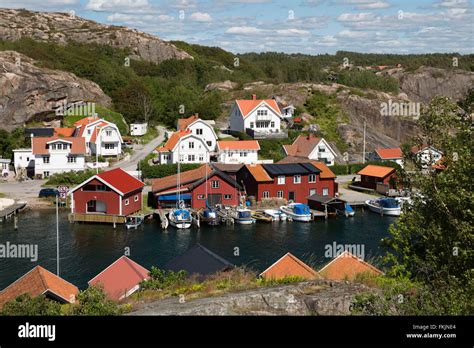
(179, 155), (184, 162)
(106, 130), (112, 136)
(309, 189), (316, 196)
(224, 194), (232, 200)
(277, 176), (285, 185)
(196, 129), (203, 135)
(199, 154), (204, 162)
(318, 146), (326, 152)
(189, 142), (194, 149)
(43, 156), (50, 164)
(51, 144), (56, 150)
(256, 121), (270, 128)
(271, 121), (275, 128)
(288, 191), (295, 201)
(277, 191), (283, 198)
(240, 152), (244, 157)
(257, 109), (268, 116)
(308, 174), (316, 183)
(43, 171), (50, 177)
(211, 180), (219, 188)
(97, 185), (107, 191)
(263, 191), (270, 199)
(163, 154), (170, 161)
(197, 194), (205, 200)
(57, 143), (63, 150)
(87, 129), (92, 135)
(134, 195), (139, 202)
(87, 201), (95, 208)
(322, 188), (329, 196)
(293, 175), (301, 184)
(207, 141), (212, 147)
(250, 122), (254, 128)
(105, 143), (115, 150)
(67, 156), (77, 163)
(188, 154), (195, 162)
(125, 199), (129, 206)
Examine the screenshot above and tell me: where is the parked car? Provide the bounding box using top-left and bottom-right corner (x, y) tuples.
(38, 188), (59, 198)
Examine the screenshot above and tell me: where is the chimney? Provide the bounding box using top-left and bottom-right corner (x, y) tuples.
(194, 113), (199, 118)
(252, 94), (257, 100)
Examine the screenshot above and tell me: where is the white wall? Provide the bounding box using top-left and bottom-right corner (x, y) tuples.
(13, 150), (34, 169)
(35, 152), (85, 177)
(161, 135), (209, 164)
(218, 149), (258, 164)
(187, 120), (217, 151)
(308, 139), (336, 166)
(130, 123), (147, 136)
(244, 105), (281, 132)
(96, 126), (122, 156)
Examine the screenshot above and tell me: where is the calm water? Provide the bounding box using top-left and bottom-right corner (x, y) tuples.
(0, 209), (396, 289)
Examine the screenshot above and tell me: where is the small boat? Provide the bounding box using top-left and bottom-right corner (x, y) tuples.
(251, 211), (273, 223)
(125, 216), (143, 229)
(344, 203), (355, 217)
(169, 207), (193, 229)
(280, 203), (312, 222)
(365, 198), (401, 217)
(264, 209), (287, 221)
(200, 208), (219, 226)
(232, 207), (256, 225)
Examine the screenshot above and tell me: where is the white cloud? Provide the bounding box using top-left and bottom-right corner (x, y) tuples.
(189, 12), (213, 22)
(340, 0), (390, 10)
(226, 26), (265, 35)
(107, 13), (174, 23)
(276, 28), (311, 36)
(338, 29), (370, 38)
(86, 0), (153, 13)
(436, 0), (470, 7)
(338, 12), (376, 21)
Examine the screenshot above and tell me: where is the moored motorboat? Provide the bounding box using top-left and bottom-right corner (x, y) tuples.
(200, 207), (219, 226)
(344, 203), (355, 217)
(232, 207), (256, 224)
(365, 198), (401, 216)
(125, 216), (143, 229)
(264, 209), (287, 221)
(251, 211), (273, 222)
(169, 208), (193, 229)
(280, 203), (312, 222)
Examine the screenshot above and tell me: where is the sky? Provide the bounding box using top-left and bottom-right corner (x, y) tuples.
(0, 0), (473, 54)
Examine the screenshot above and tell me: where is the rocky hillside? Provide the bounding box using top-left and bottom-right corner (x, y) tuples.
(0, 8), (192, 64)
(0, 51), (111, 131)
(130, 279), (374, 316)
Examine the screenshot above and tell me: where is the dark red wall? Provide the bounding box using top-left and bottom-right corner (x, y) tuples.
(360, 173), (395, 190)
(191, 173), (240, 208)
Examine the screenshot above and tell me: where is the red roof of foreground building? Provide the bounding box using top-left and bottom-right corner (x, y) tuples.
(283, 134), (321, 157)
(177, 114), (199, 130)
(319, 251), (383, 280)
(235, 95), (281, 119)
(0, 266), (79, 308)
(357, 164), (395, 178)
(375, 147), (403, 159)
(32, 136), (86, 155)
(260, 253), (321, 280)
(217, 140), (260, 151)
(88, 256), (150, 301)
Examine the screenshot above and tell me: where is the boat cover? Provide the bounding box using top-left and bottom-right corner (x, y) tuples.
(159, 194), (191, 201)
(173, 209), (190, 219)
(378, 198), (399, 208)
(294, 204), (310, 215)
(238, 210), (252, 218)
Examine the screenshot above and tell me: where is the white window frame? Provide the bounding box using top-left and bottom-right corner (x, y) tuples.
(134, 195), (139, 202)
(308, 174), (316, 183)
(293, 175), (301, 184)
(277, 190), (283, 198)
(322, 188), (329, 196)
(125, 199), (130, 206)
(43, 156), (50, 164)
(277, 176), (285, 185)
(263, 191), (270, 199)
(224, 194), (232, 200)
(211, 180), (219, 188)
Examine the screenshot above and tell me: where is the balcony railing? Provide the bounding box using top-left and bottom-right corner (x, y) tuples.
(245, 128), (288, 139)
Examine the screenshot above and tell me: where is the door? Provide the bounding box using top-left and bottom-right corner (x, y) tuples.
(207, 194), (222, 206)
(288, 191), (295, 201)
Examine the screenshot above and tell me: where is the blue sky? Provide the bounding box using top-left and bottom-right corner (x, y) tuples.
(1, 0), (473, 54)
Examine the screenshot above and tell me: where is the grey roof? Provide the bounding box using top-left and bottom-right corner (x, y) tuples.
(262, 163), (320, 176)
(165, 244), (234, 278)
(25, 128), (54, 137)
(307, 194), (345, 204)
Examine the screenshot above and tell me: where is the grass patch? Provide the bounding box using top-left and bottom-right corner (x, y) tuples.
(62, 105), (128, 135)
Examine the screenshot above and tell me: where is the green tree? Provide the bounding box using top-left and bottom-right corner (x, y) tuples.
(0, 294), (61, 316)
(70, 286), (123, 316)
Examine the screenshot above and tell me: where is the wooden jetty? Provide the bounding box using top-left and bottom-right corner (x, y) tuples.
(68, 213), (127, 225)
(0, 202), (27, 223)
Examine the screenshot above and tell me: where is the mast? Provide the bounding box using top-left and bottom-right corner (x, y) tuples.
(177, 136), (181, 208)
(205, 163), (208, 208)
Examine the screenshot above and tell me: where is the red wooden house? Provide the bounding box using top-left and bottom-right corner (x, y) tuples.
(236, 161), (336, 203)
(151, 164), (243, 209)
(357, 164), (396, 190)
(69, 168), (145, 216)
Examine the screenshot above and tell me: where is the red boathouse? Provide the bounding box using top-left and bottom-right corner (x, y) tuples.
(69, 168), (145, 216)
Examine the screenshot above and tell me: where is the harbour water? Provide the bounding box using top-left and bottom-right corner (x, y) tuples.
(0, 209), (396, 289)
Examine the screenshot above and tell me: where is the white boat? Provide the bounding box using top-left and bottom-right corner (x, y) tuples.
(365, 198), (401, 216)
(232, 207), (256, 225)
(280, 203), (312, 222)
(125, 216), (143, 230)
(264, 209), (287, 221)
(169, 207), (192, 229)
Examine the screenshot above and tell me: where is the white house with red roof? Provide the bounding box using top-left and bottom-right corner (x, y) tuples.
(229, 95), (284, 138)
(217, 140), (260, 164)
(68, 168), (145, 216)
(371, 147), (404, 168)
(282, 134), (337, 166)
(155, 130), (210, 164)
(177, 114), (218, 151)
(31, 136), (87, 178)
(74, 116), (123, 157)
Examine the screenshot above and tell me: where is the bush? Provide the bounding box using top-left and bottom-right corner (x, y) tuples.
(45, 169), (98, 186)
(0, 294), (61, 316)
(140, 267), (187, 290)
(69, 286), (123, 315)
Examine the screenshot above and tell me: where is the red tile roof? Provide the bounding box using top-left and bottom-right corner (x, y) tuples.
(32, 136), (86, 155)
(217, 140), (260, 151)
(156, 130), (192, 152)
(96, 168), (145, 195)
(235, 98), (281, 119)
(283, 134), (321, 157)
(90, 122), (109, 143)
(74, 116), (100, 127)
(151, 164), (212, 193)
(357, 164), (395, 178)
(260, 253), (321, 280)
(245, 164), (273, 182)
(88, 256), (150, 301)
(319, 251), (383, 280)
(177, 114), (199, 131)
(375, 147), (403, 159)
(0, 266), (79, 308)
(54, 128), (75, 137)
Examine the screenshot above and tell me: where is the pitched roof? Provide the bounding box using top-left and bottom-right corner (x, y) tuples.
(217, 140), (260, 151)
(96, 168), (145, 195)
(156, 130), (192, 152)
(177, 114), (199, 130)
(319, 251), (383, 280)
(0, 266), (79, 308)
(262, 163), (320, 176)
(410, 144), (442, 155)
(245, 164), (273, 182)
(375, 147), (403, 159)
(278, 157), (336, 179)
(53, 128), (76, 137)
(283, 134), (321, 157)
(89, 122), (110, 143)
(73, 116), (101, 127)
(212, 163), (244, 173)
(88, 256), (150, 301)
(151, 164), (212, 193)
(235, 98), (281, 119)
(24, 128), (55, 137)
(357, 164), (395, 178)
(31, 136), (86, 155)
(260, 253), (321, 280)
(165, 244), (234, 279)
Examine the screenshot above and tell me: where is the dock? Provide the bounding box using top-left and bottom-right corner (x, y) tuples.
(0, 202), (27, 223)
(68, 213), (127, 225)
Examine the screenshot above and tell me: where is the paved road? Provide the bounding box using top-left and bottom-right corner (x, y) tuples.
(113, 125), (166, 171)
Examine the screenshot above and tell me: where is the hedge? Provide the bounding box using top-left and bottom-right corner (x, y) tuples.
(331, 161), (402, 175)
